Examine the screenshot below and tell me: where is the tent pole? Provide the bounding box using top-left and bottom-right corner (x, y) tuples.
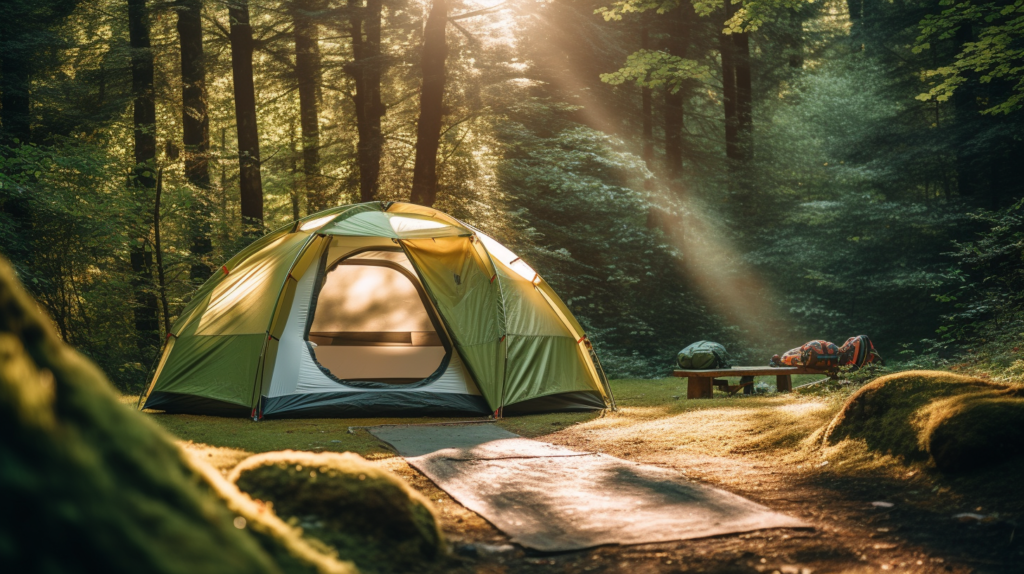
(589, 340), (617, 411)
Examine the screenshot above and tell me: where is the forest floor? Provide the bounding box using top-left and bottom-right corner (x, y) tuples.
(134, 376), (1024, 574)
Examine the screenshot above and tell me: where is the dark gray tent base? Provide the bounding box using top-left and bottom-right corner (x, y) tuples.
(502, 391), (606, 415)
(262, 390), (606, 418)
(144, 390), (605, 419)
(144, 391), (252, 417)
(261, 392), (491, 418)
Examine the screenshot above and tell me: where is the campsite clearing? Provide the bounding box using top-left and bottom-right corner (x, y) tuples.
(140, 378), (1024, 574)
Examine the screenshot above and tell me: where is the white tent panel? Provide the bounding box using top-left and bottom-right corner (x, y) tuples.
(267, 238), (479, 398)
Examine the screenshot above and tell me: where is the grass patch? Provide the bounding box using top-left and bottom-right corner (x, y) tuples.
(535, 378), (852, 465)
(143, 376), (845, 471)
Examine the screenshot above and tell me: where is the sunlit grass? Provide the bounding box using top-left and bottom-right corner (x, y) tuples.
(131, 376), (1010, 488)
(536, 378), (852, 464)
(130, 378), (850, 474)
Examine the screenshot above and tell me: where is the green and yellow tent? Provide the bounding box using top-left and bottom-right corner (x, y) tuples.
(140, 202), (616, 418)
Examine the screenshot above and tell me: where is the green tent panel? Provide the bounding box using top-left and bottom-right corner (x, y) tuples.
(140, 201), (614, 419)
(402, 236), (506, 410)
(196, 232), (311, 336)
(143, 319), (266, 415)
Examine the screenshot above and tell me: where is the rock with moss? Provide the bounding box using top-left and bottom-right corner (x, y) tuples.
(230, 451), (445, 573)
(824, 370), (1024, 472)
(920, 393), (1024, 472)
(0, 255), (355, 574)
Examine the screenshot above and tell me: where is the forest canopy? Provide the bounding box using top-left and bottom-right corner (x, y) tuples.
(1, 0), (1022, 390)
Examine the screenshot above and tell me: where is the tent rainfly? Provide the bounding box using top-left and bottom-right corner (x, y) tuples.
(139, 202), (617, 419)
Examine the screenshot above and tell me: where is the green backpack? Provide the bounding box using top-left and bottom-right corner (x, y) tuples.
(677, 341), (732, 370)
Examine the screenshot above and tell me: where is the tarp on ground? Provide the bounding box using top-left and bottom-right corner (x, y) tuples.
(370, 424), (809, 551)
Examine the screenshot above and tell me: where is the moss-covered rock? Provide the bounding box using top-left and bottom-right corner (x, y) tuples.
(824, 370), (1024, 472)
(230, 451), (445, 573)
(0, 255), (355, 574)
(920, 394), (1024, 472)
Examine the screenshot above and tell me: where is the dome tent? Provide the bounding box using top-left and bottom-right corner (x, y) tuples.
(140, 201), (616, 419)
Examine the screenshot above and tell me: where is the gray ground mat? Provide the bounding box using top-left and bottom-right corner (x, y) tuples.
(369, 424), (808, 552)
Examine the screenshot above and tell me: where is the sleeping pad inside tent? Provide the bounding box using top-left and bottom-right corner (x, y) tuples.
(139, 201), (616, 419)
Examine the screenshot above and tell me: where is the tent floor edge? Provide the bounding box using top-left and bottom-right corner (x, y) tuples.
(501, 391), (606, 416)
(261, 392), (491, 418)
(143, 391), (252, 417)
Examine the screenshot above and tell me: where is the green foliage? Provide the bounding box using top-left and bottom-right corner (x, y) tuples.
(599, 49), (711, 92)
(1, 0), (1022, 383)
(595, 0), (810, 33)
(0, 137), (152, 389)
(936, 198), (1024, 344)
(489, 100), (729, 376)
(742, 51), (969, 355)
(596, 0), (685, 21)
(914, 0), (1024, 115)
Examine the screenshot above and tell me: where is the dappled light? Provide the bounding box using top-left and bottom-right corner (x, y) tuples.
(299, 213), (340, 231)
(650, 198), (798, 350)
(477, 232), (539, 282)
(4, 0), (1024, 570)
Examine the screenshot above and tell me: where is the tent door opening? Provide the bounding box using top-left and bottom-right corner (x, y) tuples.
(306, 248), (450, 384)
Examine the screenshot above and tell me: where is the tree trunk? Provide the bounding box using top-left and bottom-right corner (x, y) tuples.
(128, 0), (160, 354)
(664, 89), (682, 178)
(349, 0), (385, 203)
(664, 8), (690, 179)
(154, 169), (172, 336)
(952, 23), (979, 199)
(409, 0), (449, 207)
(289, 119), (300, 220)
(732, 23), (753, 162)
(176, 0), (213, 282)
(720, 8), (739, 162)
(218, 126), (230, 245)
(0, 37), (35, 274)
(781, 8), (805, 69)
(640, 22), (653, 165)
(293, 0), (326, 212)
(847, 0), (883, 52)
(0, 50), (31, 145)
(228, 0), (264, 234)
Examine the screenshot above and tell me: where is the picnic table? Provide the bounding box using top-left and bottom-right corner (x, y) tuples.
(671, 366), (831, 399)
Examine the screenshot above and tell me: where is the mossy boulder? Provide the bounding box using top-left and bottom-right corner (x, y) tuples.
(0, 255), (354, 574)
(230, 451), (445, 573)
(824, 370), (1024, 472)
(920, 394), (1024, 472)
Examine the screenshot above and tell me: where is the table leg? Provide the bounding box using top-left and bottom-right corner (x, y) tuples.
(688, 376), (713, 399)
(777, 374), (792, 393)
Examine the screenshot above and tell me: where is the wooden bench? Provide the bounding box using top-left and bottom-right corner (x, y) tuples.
(671, 366), (830, 399)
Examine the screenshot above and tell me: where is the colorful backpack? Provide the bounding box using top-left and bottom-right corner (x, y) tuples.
(838, 335), (883, 369)
(775, 340), (841, 369)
